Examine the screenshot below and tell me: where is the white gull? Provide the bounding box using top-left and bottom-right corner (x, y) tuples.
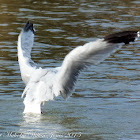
(17, 21), (140, 114)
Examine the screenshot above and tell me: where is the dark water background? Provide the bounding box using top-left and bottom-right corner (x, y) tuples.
(0, 0), (140, 139)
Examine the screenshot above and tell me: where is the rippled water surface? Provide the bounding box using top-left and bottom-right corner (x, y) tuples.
(0, 0), (140, 139)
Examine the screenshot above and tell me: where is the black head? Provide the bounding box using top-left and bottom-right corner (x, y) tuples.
(24, 21), (34, 33)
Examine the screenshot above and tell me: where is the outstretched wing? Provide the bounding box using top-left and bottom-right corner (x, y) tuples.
(56, 31), (139, 99)
(18, 21), (35, 59)
(18, 22), (37, 84)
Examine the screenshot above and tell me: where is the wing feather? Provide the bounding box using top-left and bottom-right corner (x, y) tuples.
(18, 22), (37, 84)
(56, 39), (120, 99)
(56, 30), (139, 99)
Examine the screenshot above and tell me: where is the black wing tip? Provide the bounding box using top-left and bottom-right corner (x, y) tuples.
(24, 21), (34, 33)
(104, 31), (139, 44)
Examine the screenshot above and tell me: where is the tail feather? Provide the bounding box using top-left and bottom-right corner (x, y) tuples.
(104, 31), (139, 44)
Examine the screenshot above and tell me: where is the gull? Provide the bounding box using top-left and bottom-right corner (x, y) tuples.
(17, 21), (140, 114)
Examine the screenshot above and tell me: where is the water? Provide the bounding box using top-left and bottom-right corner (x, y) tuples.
(0, 0), (140, 139)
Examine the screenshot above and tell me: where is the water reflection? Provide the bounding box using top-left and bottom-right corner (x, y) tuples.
(19, 114), (60, 139)
(18, 113), (82, 139)
(0, 0), (140, 139)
